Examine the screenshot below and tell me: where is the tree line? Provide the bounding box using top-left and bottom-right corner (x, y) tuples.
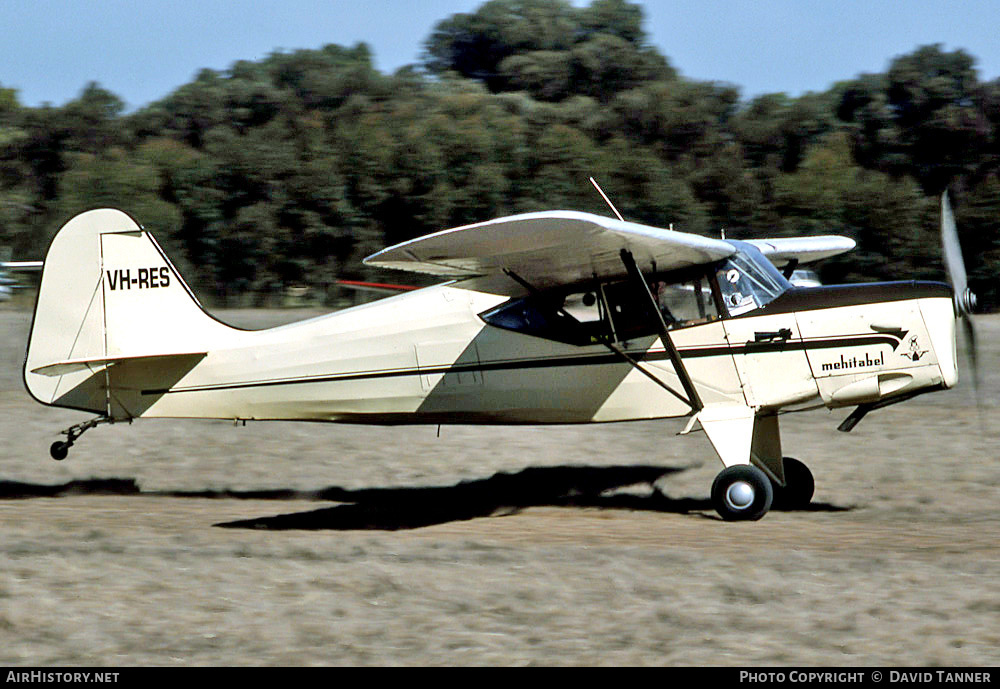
(2, 0), (999, 308)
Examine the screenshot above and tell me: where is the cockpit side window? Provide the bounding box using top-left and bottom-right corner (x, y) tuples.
(480, 266), (723, 346)
(479, 288), (611, 346)
(479, 294), (592, 346)
(653, 278), (718, 325)
(480, 247), (792, 344)
(602, 277), (719, 342)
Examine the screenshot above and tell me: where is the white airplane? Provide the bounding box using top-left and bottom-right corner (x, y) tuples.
(22, 193), (974, 521)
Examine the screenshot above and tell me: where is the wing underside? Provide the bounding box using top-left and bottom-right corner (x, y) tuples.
(364, 211), (736, 293)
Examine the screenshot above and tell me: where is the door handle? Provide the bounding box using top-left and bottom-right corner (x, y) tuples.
(753, 328), (792, 343)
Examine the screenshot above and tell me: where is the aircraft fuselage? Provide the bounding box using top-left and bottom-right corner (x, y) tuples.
(51, 280), (955, 427)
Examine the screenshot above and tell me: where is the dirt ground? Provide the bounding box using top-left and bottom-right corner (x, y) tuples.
(1, 306), (998, 666)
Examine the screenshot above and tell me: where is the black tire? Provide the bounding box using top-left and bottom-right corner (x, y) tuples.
(711, 465), (773, 521)
(772, 457), (814, 510)
(49, 441), (69, 461)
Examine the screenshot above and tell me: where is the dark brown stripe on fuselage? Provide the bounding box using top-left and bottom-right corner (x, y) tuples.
(743, 280), (952, 318)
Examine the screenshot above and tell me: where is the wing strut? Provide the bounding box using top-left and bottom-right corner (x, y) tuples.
(619, 249), (704, 413)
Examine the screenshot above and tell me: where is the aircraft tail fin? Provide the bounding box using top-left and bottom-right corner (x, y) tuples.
(24, 209), (236, 416)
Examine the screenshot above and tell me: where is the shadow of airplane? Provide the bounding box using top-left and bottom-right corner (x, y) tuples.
(0, 465), (851, 531)
(218, 464), (703, 530)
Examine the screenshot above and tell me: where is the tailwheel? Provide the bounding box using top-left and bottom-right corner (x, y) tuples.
(772, 457), (814, 510)
(711, 465), (773, 521)
(47, 415), (114, 461)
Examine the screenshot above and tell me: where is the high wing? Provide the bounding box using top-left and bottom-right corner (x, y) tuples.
(364, 211), (736, 293)
(744, 236), (856, 268)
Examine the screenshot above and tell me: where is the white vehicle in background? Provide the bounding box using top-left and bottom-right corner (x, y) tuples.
(788, 268), (822, 288)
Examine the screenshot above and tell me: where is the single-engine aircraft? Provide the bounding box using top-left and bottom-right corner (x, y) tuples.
(22, 192), (976, 521)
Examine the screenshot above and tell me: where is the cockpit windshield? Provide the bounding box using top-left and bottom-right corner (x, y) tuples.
(715, 244), (790, 316)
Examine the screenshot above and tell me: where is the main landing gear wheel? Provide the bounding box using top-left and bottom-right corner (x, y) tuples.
(711, 465), (773, 521)
(772, 457), (814, 510)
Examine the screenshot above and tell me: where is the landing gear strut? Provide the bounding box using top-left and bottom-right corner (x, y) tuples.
(49, 416), (114, 460)
(711, 465), (773, 521)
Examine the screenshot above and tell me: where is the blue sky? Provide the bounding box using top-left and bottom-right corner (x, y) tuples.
(2, 0), (998, 111)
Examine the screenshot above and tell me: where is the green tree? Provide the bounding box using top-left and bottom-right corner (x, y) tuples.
(58, 149), (182, 235)
(423, 0), (671, 102)
(578, 0), (646, 43)
(732, 92), (834, 173)
(4, 7), (997, 311)
(61, 82), (126, 153)
(423, 0), (578, 91)
(837, 45), (992, 193)
(773, 132), (934, 284)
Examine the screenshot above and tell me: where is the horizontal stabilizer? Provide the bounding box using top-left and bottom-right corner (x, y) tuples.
(31, 351), (207, 377)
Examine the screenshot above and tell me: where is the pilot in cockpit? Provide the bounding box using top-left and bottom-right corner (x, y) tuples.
(652, 281), (678, 326)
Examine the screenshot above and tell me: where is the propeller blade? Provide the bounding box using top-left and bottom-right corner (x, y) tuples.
(962, 313), (980, 394)
(941, 192), (973, 315)
(941, 191), (982, 403)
